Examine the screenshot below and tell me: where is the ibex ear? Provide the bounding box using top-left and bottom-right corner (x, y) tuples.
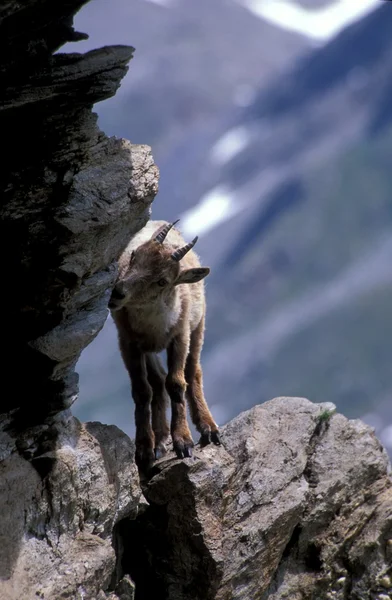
(175, 267), (210, 285)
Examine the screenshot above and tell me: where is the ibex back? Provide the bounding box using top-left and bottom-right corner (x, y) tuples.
(109, 220), (220, 472)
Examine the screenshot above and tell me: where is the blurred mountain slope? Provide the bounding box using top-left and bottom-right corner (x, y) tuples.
(68, 0), (309, 149)
(65, 0), (314, 216)
(74, 2), (392, 451)
(203, 129), (392, 427)
(72, 0), (313, 435)
(196, 5), (392, 445)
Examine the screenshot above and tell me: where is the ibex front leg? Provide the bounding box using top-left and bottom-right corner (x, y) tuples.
(146, 353), (170, 460)
(166, 332), (194, 458)
(119, 339), (155, 472)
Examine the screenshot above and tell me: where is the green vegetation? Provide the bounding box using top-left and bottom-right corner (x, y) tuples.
(318, 409), (334, 424)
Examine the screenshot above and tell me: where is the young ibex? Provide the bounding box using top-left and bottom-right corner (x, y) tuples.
(109, 219), (220, 471)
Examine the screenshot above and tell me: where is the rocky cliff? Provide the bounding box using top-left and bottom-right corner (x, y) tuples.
(2, 397), (391, 599)
(0, 0), (158, 425)
(1, 2), (391, 599)
(0, 0), (154, 596)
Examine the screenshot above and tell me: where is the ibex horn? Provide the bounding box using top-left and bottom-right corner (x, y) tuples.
(154, 219), (180, 244)
(171, 236), (198, 262)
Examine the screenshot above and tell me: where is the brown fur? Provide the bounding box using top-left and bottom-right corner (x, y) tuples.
(109, 220), (220, 471)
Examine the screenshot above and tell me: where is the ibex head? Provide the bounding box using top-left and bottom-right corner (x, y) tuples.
(109, 220), (210, 311)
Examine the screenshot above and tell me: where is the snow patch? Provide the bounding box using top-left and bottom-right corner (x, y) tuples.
(242, 0), (381, 41)
(210, 126), (251, 165)
(180, 186), (239, 238)
(144, 0), (174, 6)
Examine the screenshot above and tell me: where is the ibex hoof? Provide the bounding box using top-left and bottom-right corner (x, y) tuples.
(154, 445), (167, 460)
(211, 430), (221, 445)
(173, 438), (194, 459)
(135, 446), (155, 473)
(199, 428), (221, 447)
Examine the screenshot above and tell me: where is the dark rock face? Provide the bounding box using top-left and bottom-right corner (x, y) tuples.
(0, 0), (159, 424)
(0, 3), (156, 596)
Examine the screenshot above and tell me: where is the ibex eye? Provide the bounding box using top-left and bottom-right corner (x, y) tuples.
(130, 251), (135, 263)
(157, 279), (167, 287)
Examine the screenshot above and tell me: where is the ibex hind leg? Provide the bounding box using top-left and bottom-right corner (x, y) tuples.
(185, 317), (220, 447)
(146, 353), (170, 459)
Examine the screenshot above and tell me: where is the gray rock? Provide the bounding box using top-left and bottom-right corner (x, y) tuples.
(0, 416), (141, 600)
(1, 393), (391, 600)
(135, 397), (392, 600)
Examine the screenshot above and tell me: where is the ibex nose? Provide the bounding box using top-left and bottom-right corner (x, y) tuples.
(108, 286), (125, 310)
(111, 287), (125, 301)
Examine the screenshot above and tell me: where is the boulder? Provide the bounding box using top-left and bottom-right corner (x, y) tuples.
(130, 397), (392, 600)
